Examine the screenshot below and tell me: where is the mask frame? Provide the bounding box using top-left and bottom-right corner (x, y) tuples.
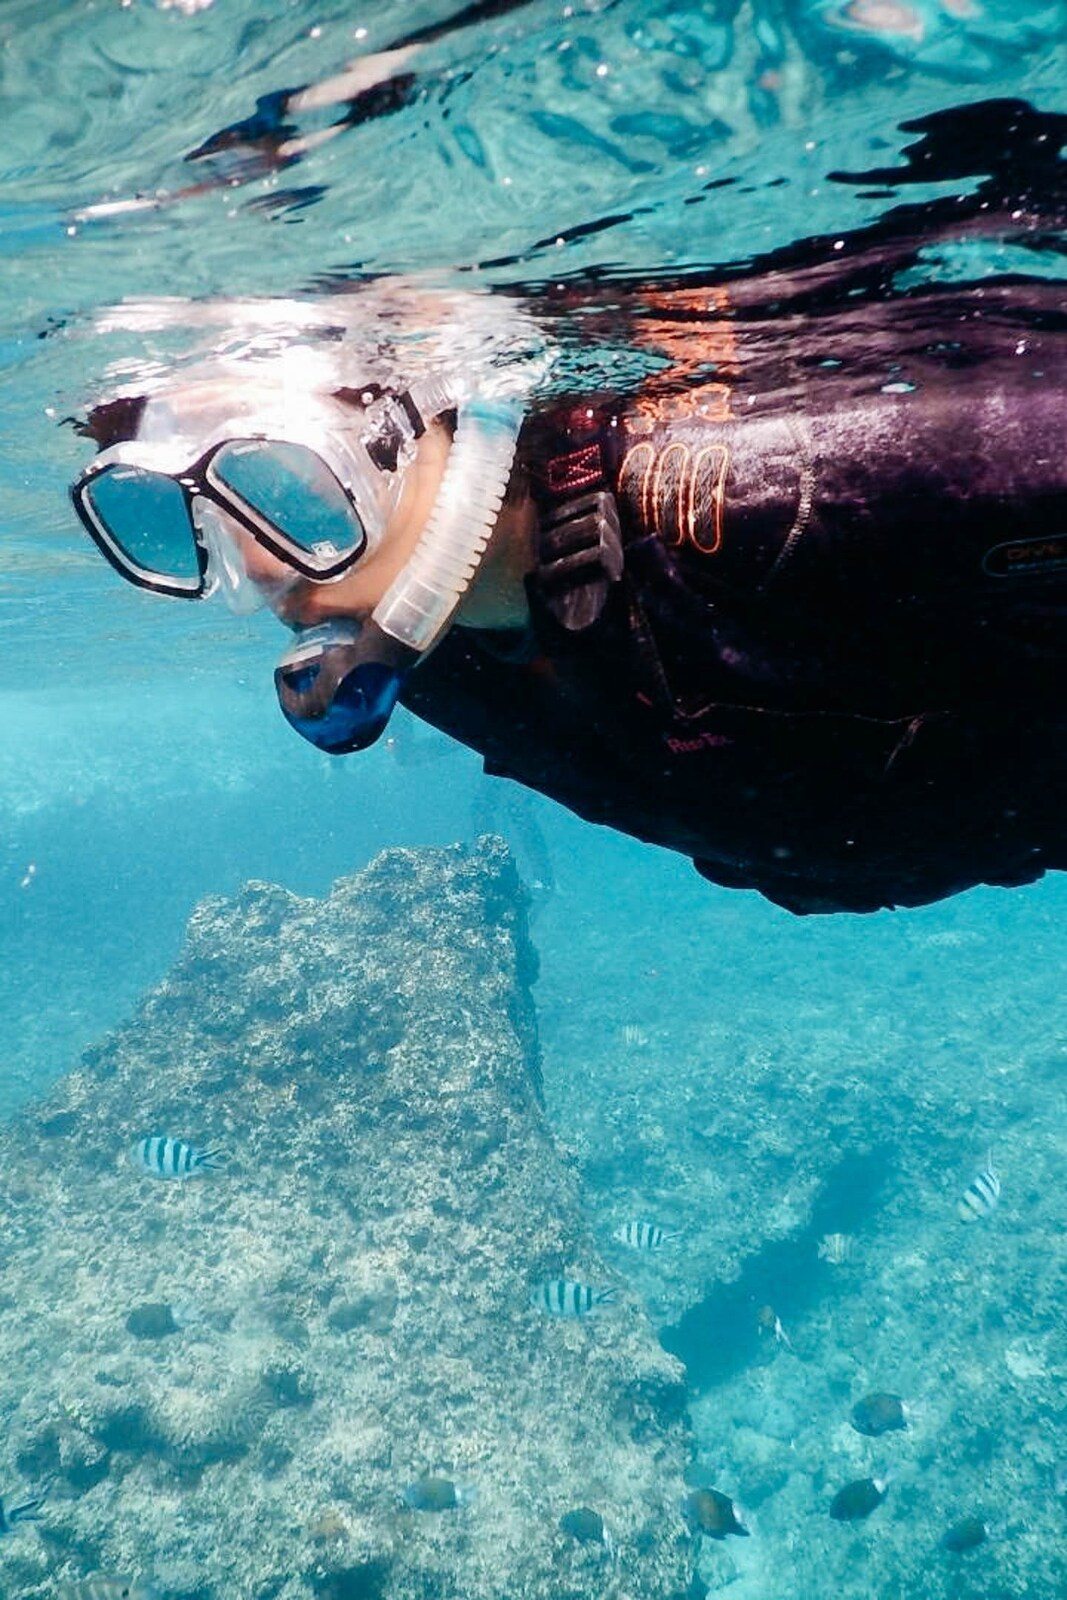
(73, 434), (378, 599)
(70, 389), (425, 599)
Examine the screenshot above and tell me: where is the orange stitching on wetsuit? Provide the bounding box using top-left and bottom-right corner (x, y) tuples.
(687, 443), (730, 555)
(679, 447), (696, 552)
(621, 438), (731, 554)
(619, 441), (657, 531)
(652, 441), (692, 546)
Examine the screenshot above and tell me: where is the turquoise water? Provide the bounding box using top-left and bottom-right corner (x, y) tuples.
(1, 3), (1065, 1598)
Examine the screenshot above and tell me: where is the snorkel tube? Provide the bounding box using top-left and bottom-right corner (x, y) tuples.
(275, 389), (524, 753)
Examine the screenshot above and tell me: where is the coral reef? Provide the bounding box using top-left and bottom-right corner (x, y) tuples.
(0, 840), (695, 1600)
(535, 861), (1067, 1598)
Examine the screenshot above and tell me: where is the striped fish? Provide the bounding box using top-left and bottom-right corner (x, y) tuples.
(131, 1135), (226, 1180)
(957, 1156), (1000, 1222)
(612, 1219), (678, 1251)
(529, 1280), (616, 1318)
(58, 1578), (159, 1600)
(0, 1483), (48, 1534)
(818, 1232), (855, 1265)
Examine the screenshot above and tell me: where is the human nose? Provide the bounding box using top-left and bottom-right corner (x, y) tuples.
(237, 535), (292, 586)
(194, 498), (297, 615)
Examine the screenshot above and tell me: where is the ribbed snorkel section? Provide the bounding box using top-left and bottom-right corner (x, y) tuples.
(372, 394), (523, 655)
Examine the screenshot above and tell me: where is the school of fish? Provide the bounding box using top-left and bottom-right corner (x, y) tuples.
(3, 1098), (1012, 1593)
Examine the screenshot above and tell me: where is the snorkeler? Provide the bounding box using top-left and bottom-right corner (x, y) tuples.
(69, 194), (1065, 916)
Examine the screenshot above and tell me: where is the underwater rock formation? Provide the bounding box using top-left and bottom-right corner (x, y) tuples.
(0, 839), (693, 1600)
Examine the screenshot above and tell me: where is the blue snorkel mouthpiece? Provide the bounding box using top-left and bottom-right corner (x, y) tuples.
(274, 621), (415, 754)
(272, 384), (527, 756)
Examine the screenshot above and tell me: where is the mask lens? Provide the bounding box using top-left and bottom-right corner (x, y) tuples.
(83, 465), (200, 588)
(209, 440), (366, 566)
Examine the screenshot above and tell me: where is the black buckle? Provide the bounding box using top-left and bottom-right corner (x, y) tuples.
(538, 490), (624, 633)
(335, 387), (425, 473)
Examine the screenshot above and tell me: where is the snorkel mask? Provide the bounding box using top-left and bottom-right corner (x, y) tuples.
(72, 373), (524, 752)
(73, 380), (420, 604)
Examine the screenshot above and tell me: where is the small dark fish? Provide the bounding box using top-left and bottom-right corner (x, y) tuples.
(851, 1392), (908, 1437)
(829, 1476), (888, 1522)
(559, 1507), (606, 1545)
(126, 1303), (179, 1340)
(131, 1135), (226, 1180)
(402, 1475), (474, 1512)
(683, 1488), (750, 1539)
(941, 1516), (987, 1553)
(0, 1483), (48, 1534)
(57, 1579), (159, 1600)
(529, 1280), (616, 1318)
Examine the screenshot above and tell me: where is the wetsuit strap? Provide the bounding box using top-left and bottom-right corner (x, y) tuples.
(530, 439), (625, 633)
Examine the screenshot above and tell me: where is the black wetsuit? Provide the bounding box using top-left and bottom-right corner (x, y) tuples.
(404, 281), (1066, 914)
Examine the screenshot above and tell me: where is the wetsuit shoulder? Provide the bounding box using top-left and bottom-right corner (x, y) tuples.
(410, 307), (1066, 915)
